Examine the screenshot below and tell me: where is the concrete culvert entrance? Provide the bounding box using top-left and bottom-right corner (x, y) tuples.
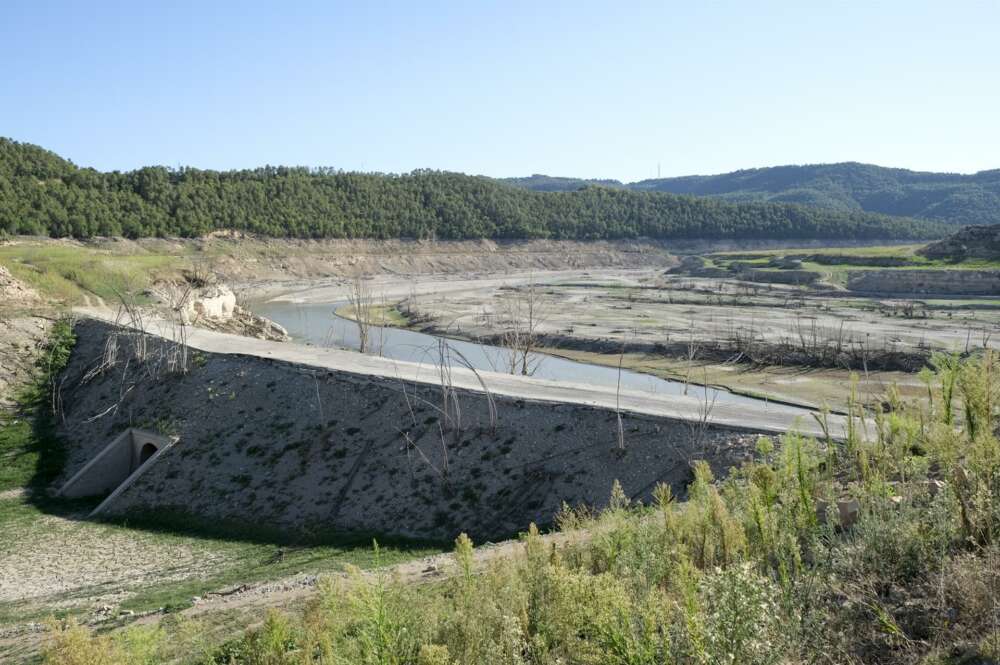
(139, 442), (158, 465)
(58, 428), (174, 500)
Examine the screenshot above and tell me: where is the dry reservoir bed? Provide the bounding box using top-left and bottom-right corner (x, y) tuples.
(393, 271), (1000, 408)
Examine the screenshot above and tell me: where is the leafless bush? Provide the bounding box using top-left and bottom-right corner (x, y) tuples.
(496, 279), (547, 376)
(727, 315), (760, 363)
(615, 341), (625, 450)
(347, 277), (376, 354)
(685, 369), (719, 454)
(395, 338), (498, 483)
(683, 320), (700, 395)
(232, 284), (253, 311)
(159, 282), (193, 374)
(183, 257), (215, 288)
(82, 284), (193, 422)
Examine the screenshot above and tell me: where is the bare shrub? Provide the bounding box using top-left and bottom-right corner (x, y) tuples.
(347, 276), (376, 354)
(685, 369), (719, 454)
(395, 338), (497, 483)
(81, 283), (194, 422)
(682, 319), (700, 395)
(496, 279), (547, 376)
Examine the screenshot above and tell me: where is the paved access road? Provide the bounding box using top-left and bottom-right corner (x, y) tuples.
(75, 305), (848, 439)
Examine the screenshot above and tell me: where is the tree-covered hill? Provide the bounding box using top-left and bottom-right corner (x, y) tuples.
(507, 164), (1000, 227)
(499, 174), (625, 192)
(0, 138), (946, 241)
(628, 162), (1000, 226)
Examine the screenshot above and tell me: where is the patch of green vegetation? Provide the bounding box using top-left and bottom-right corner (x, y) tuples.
(0, 418), (36, 493)
(0, 242), (187, 304)
(799, 260), (851, 286)
(712, 244), (1000, 272)
(334, 302), (410, 328)
(714, 244), (926, 258)
(0, 318), (75, 494)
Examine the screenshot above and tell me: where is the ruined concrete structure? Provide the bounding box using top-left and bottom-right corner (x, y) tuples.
(847, 269), (1000, 296)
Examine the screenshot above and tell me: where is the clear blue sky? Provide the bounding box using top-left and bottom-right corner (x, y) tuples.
(3, 1), (998, 181)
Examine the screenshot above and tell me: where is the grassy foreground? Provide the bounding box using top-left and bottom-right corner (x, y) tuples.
(40, 352), (1000, 664)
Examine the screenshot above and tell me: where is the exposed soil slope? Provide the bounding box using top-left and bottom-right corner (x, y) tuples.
(0, 266), (49, 408)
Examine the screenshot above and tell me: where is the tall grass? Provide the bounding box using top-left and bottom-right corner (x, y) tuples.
(0, 243), (186, 304)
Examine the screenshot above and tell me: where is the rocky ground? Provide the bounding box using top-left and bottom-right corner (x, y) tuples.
(0, 266), (51, 410)
(383, 270), (998, 409)
(74, 235), (676, 284)
(145, 280), (289, 342)
(405, 272), (1000, 359)
(0, 504), (238, 609)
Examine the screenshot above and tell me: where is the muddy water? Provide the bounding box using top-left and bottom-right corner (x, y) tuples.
(252, 300), (791, 410)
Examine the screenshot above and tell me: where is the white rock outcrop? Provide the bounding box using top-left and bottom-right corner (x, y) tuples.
(184, 285), (237, 322)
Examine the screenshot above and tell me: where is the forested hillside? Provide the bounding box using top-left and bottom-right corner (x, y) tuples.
(0, 138), (945, 241)
(629, 162), (1000, 226)
(500, 174), (625, 191)
(507, 164), (1000, 227)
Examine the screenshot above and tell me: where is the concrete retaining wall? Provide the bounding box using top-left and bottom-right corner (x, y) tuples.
(847, 270), (1000, 296)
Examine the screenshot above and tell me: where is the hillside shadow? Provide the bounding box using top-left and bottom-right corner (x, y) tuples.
(24, 416), (441, 551)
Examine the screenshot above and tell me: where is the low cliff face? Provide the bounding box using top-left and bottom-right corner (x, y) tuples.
(55, 320), (761, 542)
(847, 269), (1000, 296)
(919, 224), (1000, 262)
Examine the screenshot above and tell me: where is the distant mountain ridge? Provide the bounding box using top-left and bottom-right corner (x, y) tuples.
(500, 174), (625, 192)
(502, 163), (1000, 226)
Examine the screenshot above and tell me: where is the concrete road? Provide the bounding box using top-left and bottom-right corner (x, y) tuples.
(75, 306), (847, 439)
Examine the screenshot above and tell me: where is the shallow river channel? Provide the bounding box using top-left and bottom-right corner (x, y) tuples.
(251, 300), (808, 413)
